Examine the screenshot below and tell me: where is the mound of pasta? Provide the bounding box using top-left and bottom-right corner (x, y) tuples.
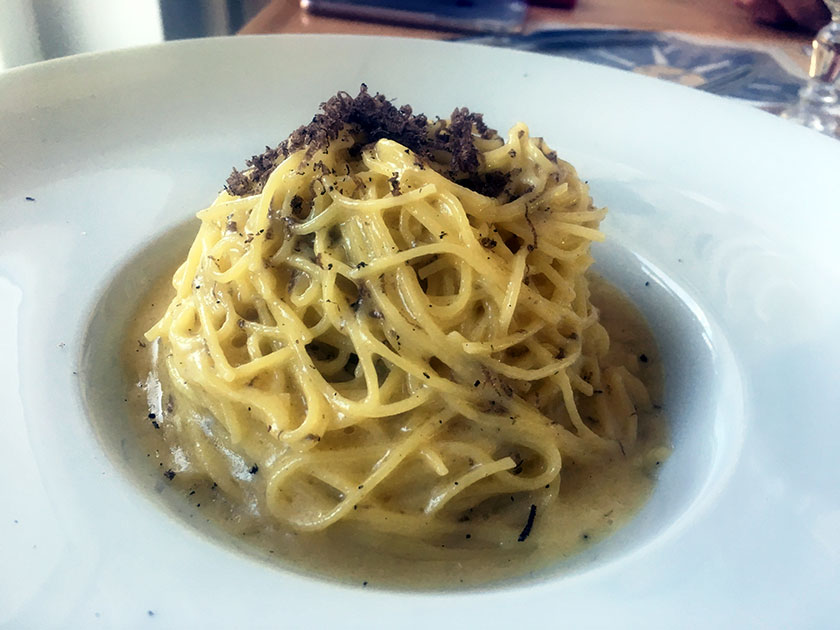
(144, 86), (659, 551)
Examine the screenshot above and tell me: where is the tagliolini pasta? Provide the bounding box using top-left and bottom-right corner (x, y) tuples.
(132, 87), (669, 586)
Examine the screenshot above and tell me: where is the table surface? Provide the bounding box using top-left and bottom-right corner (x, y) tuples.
(241, 0), (812, 70)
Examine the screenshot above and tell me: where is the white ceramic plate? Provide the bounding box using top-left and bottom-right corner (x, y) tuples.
(1, 35), (838, 629)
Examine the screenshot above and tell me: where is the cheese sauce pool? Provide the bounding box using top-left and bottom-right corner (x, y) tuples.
(118, 271), (668, 589)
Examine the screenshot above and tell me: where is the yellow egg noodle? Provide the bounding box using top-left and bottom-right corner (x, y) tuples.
(145, 113), (654, 544)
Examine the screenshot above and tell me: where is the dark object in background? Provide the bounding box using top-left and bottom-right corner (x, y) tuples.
(528, 0), (577, 6)
(160, 0), (266, 40)
(461, 28), (804, 105)
(301, 0), (528, 33)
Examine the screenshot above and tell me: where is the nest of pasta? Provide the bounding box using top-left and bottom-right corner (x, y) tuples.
(146, 86), (651, 542)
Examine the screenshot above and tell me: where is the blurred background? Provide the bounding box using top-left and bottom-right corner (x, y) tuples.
(0, 0), (836, 134)
(0, 0), (825, 72)
(0, 0), (268, 71)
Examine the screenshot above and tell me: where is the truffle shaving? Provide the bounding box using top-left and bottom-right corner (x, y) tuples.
(226, 85), (503, 197)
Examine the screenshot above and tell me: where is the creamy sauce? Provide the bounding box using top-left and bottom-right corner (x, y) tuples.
(120, 272), (668, 589)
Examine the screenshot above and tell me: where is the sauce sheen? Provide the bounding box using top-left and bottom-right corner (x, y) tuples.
(121, 271), (668, 589)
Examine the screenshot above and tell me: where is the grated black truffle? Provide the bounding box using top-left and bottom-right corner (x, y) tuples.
(225, 85), (505, 197)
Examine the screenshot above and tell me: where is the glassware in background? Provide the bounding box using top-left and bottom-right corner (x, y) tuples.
(781, 0), (840, 137)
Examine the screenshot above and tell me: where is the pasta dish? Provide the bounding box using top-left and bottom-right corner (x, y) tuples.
(130, 86), (668, 586)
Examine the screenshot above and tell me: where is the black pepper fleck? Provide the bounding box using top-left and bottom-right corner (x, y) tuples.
(517, 504), (537, 542)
